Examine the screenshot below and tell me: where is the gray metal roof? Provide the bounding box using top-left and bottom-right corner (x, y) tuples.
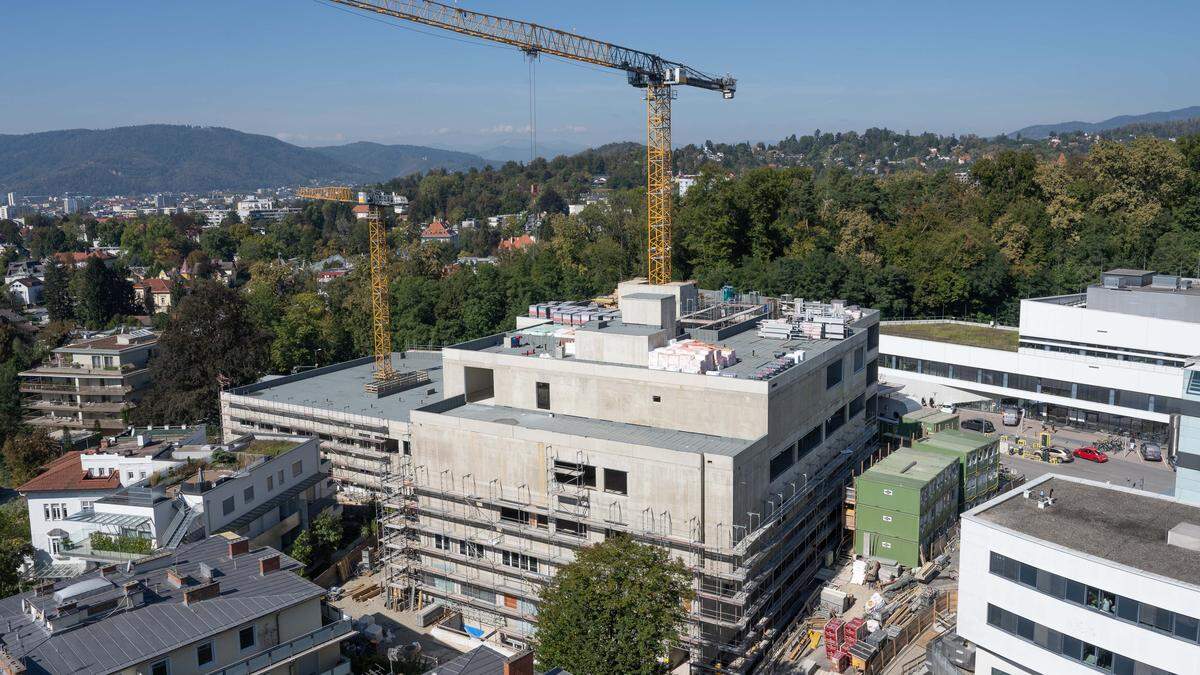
(0, 536), (324, 674)
(429, 645), (509, 675)
(969, 475), (1200, 588)
(64, 511), (151, 529)
(227, 351), (444, 424)
(441, 403), (754, 457)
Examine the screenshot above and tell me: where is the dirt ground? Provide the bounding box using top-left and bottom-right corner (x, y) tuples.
(328, 571), (464, 668)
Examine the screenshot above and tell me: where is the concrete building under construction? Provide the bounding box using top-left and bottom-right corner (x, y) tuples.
(219, 280), (882, 674)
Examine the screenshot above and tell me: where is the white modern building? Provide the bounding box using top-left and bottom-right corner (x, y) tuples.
(879, 269), (1200, 444)
(958, 473), (1200, 675)
(7, 277), (42, 306)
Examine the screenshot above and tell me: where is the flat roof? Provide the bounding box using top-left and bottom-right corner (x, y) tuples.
(473, 319), (859, 381)
(859, 448), (956, 488)
(1104, 268), (1155, 276)
(969, 475), (1200, 588)
(439, 402), (755, 457)
(916, 429), (995, 455)
(901, 409), (957, 425)
(879, 321), (1018, 352)
(227, 351), (444, 424)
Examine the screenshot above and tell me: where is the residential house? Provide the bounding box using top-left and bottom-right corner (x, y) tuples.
(352, 204), (371, 220)
(19, 328), (158, 431)
(497, 234), (536, 253)
(7, 277), (42, 306)
(0, 534), (354, 675)
(4, 261), (44, 284)
(132, 277), (174, 313)
(421, 220), (458, 245)
(53, 251), (115, 269)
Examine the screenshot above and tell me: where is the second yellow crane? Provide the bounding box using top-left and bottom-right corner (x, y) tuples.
(320, 0), (736, 285)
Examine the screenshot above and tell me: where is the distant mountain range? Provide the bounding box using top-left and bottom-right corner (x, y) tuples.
(1011, 106), (1200, 139)
(0, 125), (490, 195)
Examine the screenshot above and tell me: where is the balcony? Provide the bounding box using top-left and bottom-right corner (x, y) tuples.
(25, 415), (127, 431)
(22, 361), (145, 377)
(208, 619), (355, 675)
(27, 399), (131, 413)
(20, 381), (133, 395)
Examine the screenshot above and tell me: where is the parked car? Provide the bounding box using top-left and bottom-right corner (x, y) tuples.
(1046, 446), (1074, 463)
(1001, 407), (1021, 426)
(1073, 446), (1109, 463)
(1139, 443), (1163, 462)
(961, 418), (996, 434)
(939, 403), (956, 414)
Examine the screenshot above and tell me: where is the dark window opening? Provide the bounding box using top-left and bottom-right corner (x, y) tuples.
(536, 381), (550, 410)
(604, 469), (628, 495)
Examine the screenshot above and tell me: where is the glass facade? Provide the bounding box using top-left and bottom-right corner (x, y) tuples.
(990, 552), (1199, 645)
(986, 604), (1175, 675)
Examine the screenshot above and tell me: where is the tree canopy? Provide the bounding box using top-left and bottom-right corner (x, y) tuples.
(534, 536), (692, 675)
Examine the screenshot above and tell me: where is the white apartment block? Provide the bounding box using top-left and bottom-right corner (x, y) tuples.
(959, 474), (1200, 675)
(19, 328), (158, 432)
(879, 269), (1200, 444)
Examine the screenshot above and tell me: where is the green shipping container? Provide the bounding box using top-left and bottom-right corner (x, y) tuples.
(855, 504), (919, 539)
(854, 529), (923, 568)
(901, 409), (960, 437)
(914, 429), (1001, 509)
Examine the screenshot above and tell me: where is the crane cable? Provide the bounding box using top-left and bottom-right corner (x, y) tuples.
(527, 51), (538, 164)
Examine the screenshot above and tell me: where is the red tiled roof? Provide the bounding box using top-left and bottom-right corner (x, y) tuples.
(133, 277), (174, 294)
(421, 220), (454, 239)
(352, 205), (371, 214)
(498, 234), (536, 251)
(17, 451), (121, 493)
(54, 251), (113, 265)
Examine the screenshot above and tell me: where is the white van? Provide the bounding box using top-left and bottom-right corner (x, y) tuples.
(1002, 407), (1020, 426)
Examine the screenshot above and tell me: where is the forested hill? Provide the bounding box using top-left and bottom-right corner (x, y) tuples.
(312, 141), (486, 180)
(1012, 106), (1200, 139)
(0, 125), (488, 194)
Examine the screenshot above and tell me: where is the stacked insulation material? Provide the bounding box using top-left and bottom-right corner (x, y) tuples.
(648, 339), (738, 374)
(528, 301), (619, 326)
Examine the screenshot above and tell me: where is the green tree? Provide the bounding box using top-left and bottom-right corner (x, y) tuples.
(73, 257), (134, 328)
(535, 536), (692, 674)
(270, 292), (335, 373)
(1, 429), (60, 488)
(0, 500), (33, 596)
(289, 529), (314, 568)
(42, 261), (74, 323)
(134, 281), (268, 424)
(311, 511), (344, 553)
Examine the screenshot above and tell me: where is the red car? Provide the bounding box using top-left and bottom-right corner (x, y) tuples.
(1073, 446), (1109, 463)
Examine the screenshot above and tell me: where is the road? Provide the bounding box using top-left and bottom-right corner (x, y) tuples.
(1001, 453), (1176, 495)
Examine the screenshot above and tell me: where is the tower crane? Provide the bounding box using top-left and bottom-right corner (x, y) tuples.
(318, 0), (735, 285)
(296, 186), (400, 390)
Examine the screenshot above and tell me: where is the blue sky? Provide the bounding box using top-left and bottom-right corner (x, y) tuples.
(3, 0), (1199, 149)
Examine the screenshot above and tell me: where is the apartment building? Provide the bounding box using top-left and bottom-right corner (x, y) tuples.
(220, 352), (444, 500)
(0, 534), (353, 675)
(958, 474), (1200, 675)
(386, 281), (881, 674)
(21, 429), (334, 579)
(879, 269), (1200, 442)
(20, 328), (157, 431)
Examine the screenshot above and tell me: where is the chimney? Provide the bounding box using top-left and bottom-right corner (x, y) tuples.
(100, 564), (117, 577)
(504, 651), (535, 675)
(183, 581), (220, 606)
(166, 568), (186, 588)
(123, 581), (144, 606)
(259, 554), (281, 576)
(228, 537), (250, 558)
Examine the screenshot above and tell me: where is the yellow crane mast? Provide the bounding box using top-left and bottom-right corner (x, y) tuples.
(319, 0), (735, 285)
(296, 187), (397, 388)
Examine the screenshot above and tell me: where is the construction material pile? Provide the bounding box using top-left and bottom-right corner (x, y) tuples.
(823, 617), (866, 673)
(750, 351), (803, 381)
(648, 338), (738, 374)
(528, 300), (619, 326)
(759, 298), (865, 342)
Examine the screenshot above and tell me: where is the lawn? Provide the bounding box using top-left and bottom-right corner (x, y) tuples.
(245, 439), (298, 457)
(880, 322), (1019, 351)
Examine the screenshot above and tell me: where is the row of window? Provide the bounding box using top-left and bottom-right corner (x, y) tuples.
(986, 604), (1174, 675)
(770, 394), (877, 482)
(220, 461), (304, 516)
(148, 626), (256, 675)
(430, 533), (544, 574)
(1020, 335), (1189, 364)
(989, 552), (1200, 644)
(499, 506), (588, 539)
(881, 354), (1200, 417)
(42, 502), (69, 521)
(552, 461), (627, 495)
